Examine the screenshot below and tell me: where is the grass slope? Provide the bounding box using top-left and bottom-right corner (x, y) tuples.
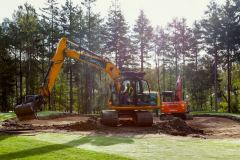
(0, 112), (15, 121)
(0, 111), (64, 122)
(192, 111), (240, 117)
(0, 135), (131, 160)
(33, 133), (240, 160)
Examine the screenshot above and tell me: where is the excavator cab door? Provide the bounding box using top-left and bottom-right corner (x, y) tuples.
(109, 83), (120, 105)
(117, 78), (151, 106)
(135, 79), (151, 106)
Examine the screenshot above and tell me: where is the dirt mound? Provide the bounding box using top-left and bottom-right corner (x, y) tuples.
(1, 115), (203, 137)
(154, 118), (203, 136)
(54, 116), (99, 131)
(2, 114), (240, 138)
(187, 117), (240, 138)
(1, 119), (34, 130)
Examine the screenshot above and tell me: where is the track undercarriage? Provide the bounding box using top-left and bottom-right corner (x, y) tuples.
(101, 110), (153, 126)
(159, 113), (193, 121)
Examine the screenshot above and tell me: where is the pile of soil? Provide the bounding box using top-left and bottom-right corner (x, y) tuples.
(1, 116), (99, 132)
(2, 114), (240, 138)
(1, 115), (203, 137)
(54, 116), (99, 131)
(154, 118), (203, 136)
(1, 116), (202, 136)
(1, 119), (33, 130)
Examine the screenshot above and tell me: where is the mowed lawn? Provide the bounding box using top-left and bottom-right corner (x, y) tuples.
(0, 135), (131, 160)
(32, 133), (240, 160)
(1, 112), (240, 160)
(0, 111), (64, 121)
(1, 133), (240, 160)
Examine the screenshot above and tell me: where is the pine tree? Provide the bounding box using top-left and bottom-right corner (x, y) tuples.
(167, 18), (192, 98)
(60, 0), (80, 113)
(201, 1), (222, 111)
(0, 26), (15, 112)
(133, 10), (153, 71)
(41, 0), (60, 60)
(104, 0), (132, 70)
(154, 26), (170, 91)
(13, 3), (42, 97)
(216, 0), (240, 112)
(81, 0), (104, 113)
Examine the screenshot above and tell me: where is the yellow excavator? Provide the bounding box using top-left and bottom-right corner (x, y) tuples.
(15, 37), (161, 126)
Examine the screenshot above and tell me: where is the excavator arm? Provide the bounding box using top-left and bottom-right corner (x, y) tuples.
(40, 37), (121, 97)
(15, 37), (121, 120)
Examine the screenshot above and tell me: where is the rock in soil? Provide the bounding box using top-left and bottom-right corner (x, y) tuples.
(1, 119), (33, 130)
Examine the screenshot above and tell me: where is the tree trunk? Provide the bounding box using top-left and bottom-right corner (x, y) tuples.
(19, 49), (23, 103)
(214, 42), (218, 112)
(195, 50), (198, 72)
(227, 48), (231, 113)
(141, 42), (144, 71)
(69, 64), (73, 113)
(155, 49), (160, 93)
(14, 50), (18, 104)
(175, 51), (178, 81)
(182, 54), (185, 100)
(162, 58), (166, 91)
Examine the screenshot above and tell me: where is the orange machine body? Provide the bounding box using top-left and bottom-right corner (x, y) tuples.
(160, 76), (188, 116)
(161, 101), (187, 114)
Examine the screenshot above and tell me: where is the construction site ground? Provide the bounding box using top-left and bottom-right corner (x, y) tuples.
(1, 113), (240, 139)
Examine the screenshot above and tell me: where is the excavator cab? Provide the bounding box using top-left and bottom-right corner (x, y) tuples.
(162, 91), (174, 102)
(102, 71), (160, 126)
(119, 79), (151, 105)
(110, 71), (151, 106)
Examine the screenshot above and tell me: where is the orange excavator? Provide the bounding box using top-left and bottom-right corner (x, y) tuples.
(160, 76), (192, 120)
(15, 37), (161, 126)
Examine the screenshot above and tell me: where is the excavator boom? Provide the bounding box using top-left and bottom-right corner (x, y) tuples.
(15, 37), (121, 120)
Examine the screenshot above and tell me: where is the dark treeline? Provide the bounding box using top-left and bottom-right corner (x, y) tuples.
(0, 0), (240, 113)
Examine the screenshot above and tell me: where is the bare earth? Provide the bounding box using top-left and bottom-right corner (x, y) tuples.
(186, 117), (240, 139)
(1, 114), (240, 139)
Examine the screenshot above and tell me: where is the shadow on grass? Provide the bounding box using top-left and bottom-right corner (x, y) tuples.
(0, 143), (68, 160)
(0, 135), (134, 160)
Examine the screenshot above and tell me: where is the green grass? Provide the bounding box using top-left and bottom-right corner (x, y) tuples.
(0, 112), (15, 121)
(0, 111), (64, 122)
(1, 111), (240, 159)
(31, 133), (240, 160)
(192, 111), (240, 118)
(1, 131), (240, 160)
(0, 135), (131, 160)
(37, 111), (64, 117)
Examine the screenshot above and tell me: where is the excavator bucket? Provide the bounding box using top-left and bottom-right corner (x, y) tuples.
(15, 102), (37, 121)
(14, 95), (43, 121)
